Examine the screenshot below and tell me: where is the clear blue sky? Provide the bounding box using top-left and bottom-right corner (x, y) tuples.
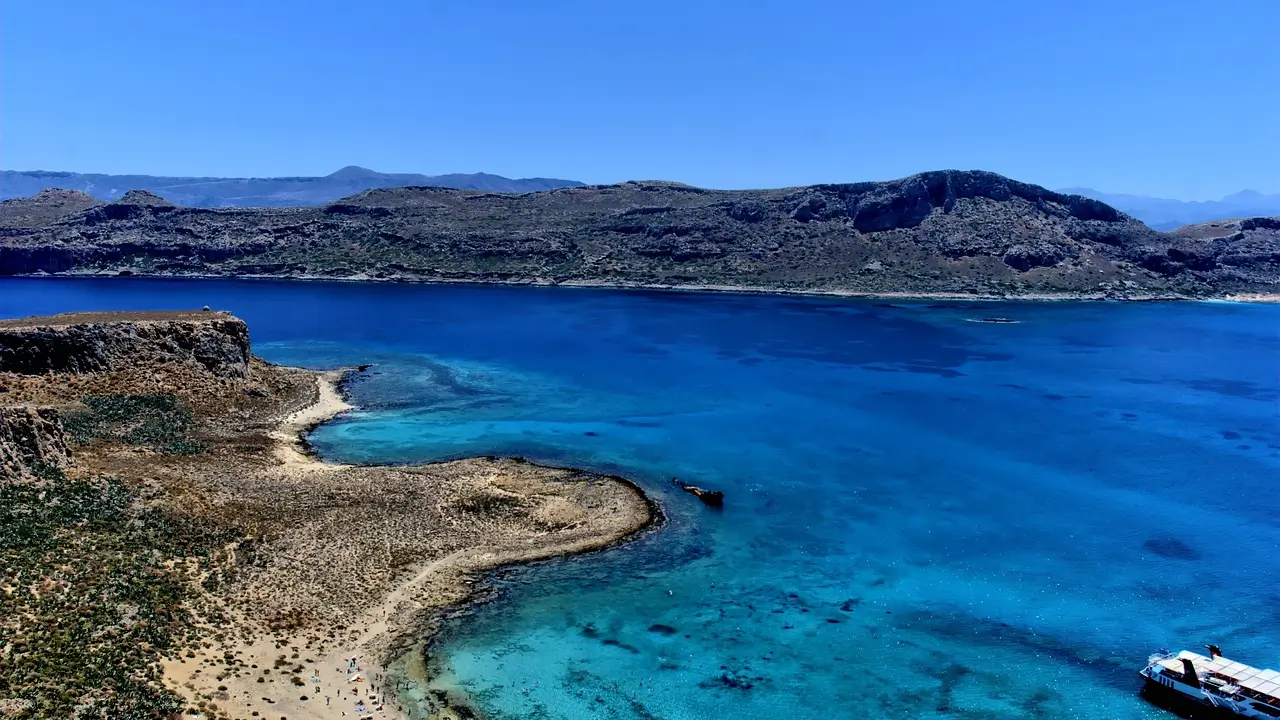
(2, 0), (1276, 199)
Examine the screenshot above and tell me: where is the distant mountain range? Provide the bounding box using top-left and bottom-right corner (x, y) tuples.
(0, 166), (584, 207)
(1060, 187), (1280, 231)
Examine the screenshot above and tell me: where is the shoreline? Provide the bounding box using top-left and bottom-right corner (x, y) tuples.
(9, 270), (1279, 304)
(268, 367), (354, 469)
(164, 368), (660, 720)
(300, 371), (666, 720)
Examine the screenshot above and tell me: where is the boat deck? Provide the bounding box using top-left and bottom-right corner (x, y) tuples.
(1156, 651), (1280, 702)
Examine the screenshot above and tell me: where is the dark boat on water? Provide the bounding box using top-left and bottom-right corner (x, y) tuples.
(1140, 646), (1280, 718)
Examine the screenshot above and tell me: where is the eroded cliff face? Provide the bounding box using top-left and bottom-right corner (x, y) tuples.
(0, 406), (70, 480)
(0, 311), (251, 379)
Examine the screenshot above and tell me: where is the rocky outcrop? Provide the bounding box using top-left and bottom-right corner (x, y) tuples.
(1160, 216), (1280, 276)
(0, 311), (251, 378)
(673, 478), (724, 507)
(0, 406), (70, 480)
(0, 188), (101, 229)
(0, 169), (1276, 298)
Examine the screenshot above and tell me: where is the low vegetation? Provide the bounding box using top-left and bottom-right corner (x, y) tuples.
(62, 394), (205, 454)
(0, 465), (235, 718)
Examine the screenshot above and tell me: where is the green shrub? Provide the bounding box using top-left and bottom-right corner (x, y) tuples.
(63, 394), (206, 454)
(0, 469), (236, 717)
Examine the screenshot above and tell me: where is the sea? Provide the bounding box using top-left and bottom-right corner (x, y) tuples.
(3, 277), (1277, 719)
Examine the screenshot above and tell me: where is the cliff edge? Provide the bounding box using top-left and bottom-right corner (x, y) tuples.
(0, 310), (251, 378)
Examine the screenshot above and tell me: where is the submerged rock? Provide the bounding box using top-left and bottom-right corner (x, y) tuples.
(1143, 536), (1201, 561)
(673, 478), (724, 507)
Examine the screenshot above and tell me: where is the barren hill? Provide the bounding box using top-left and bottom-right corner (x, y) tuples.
(1, 169), (1276, 298)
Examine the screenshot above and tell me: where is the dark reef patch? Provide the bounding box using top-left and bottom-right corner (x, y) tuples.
(601, 638), (641, 654)
(1143, 536), (1201, 561)
(1184, 378), (1279, 402)
(903, 364), (967, 378)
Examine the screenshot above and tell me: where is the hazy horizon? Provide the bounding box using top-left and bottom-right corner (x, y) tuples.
(3, 165), (1278, 203)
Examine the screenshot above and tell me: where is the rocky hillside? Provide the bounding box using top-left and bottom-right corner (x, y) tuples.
(0, 407), (70, 480)
(0, 310), (251, 378)
(1, 170), (1277, 298)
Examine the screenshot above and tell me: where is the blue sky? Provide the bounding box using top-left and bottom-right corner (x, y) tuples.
(2, 0), (1276, 199)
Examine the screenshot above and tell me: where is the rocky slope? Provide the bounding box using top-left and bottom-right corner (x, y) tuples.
(1, 170), (1277, 298)
(0, 406), (70, 480)
(0, 310), (251, 378)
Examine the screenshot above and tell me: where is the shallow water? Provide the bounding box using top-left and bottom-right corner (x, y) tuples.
(4, 278), (1278, 719)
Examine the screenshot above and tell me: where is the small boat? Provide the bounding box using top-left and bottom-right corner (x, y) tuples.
(1140, 645), (1280, 718)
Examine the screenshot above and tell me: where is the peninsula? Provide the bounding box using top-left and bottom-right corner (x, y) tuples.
(0, 310), (654, 720)
(1, 170), (1277, 300)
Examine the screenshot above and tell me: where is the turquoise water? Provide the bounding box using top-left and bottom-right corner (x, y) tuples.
(3, 278), (1278, 719)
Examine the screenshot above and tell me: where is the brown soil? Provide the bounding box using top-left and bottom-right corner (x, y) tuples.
(4, 355), (654, 720)
(0, 310), (224, 328)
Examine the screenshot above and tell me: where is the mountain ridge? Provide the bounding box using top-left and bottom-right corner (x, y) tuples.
(1, 169), (1276, 299)
(1059, 187), (1280, 231)
(0, 168), (585, 207)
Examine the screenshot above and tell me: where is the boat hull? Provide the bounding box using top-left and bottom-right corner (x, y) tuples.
(1140, 676), (1241, 719)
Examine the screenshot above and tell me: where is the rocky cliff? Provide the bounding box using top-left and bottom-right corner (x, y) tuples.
(1, 170), (1277, 298)
(0, 311), (251, 378)
(0, 406), (70, 480)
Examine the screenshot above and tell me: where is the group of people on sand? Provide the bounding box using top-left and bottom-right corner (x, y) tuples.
(331, 655), (390, 716)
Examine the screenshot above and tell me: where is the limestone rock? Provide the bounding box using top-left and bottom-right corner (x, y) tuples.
(0, 311), (251, 378)
(0, 406), (70, 480)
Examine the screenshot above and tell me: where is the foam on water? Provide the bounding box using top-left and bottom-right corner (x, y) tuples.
(4, 278), (1277, 719)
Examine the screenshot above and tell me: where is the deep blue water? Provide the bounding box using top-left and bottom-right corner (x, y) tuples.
(4, 278), (1278, 719)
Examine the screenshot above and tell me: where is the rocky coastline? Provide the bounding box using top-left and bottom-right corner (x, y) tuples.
(0, 310), (656, 720)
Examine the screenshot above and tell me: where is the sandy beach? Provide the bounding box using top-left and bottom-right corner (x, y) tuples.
(155, 370), (655, 720)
